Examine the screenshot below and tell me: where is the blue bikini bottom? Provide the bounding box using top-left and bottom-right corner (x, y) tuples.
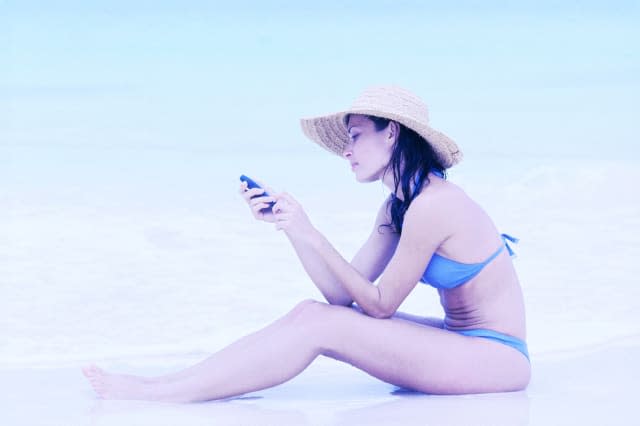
(455, 328), (530, 361)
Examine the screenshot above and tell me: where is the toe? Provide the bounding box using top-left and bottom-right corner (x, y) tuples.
(84, 364), (104, 377)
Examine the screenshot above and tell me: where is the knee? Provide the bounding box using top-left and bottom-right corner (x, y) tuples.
(284, 299), (330, 328)
(294, 298), (322, 311)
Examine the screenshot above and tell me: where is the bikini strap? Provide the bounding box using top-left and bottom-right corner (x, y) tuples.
(411, 168), (446, 197)
(501, 233), (519, 257)
(430, 168), (445, 179)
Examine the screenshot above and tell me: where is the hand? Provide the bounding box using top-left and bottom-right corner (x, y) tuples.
(272, 192), (316, 240)
(239, 180), (277, 223)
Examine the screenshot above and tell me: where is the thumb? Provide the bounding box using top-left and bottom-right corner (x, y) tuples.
(275, 192), (298, 205)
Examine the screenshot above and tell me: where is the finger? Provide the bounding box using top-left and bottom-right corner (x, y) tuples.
(246, 178), (277, 195)
(262, 183), (276, 194)
(240, 184), (252, 199)
(272, 201), (289, 214)
(273, 193), (295, 206)
(238, 181), (260, 198)
(274, 213), (292, 221)
(249, 196), (276, 208)
(246, 187), (266, 198)
(251, 203), (273, 216)
(242, 187), (267, 202)
(275, 192), (298, 207)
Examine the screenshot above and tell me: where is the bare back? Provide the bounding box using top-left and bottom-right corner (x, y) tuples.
(418, 175), (526, 338)
(369, 173), (527, 340)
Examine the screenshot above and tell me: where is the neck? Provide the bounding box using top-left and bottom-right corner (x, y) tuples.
(382, 168), (442, 201)
(380, 169), (416, 202)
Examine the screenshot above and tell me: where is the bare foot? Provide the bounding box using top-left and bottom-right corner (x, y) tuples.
(82, 364), (158, 401)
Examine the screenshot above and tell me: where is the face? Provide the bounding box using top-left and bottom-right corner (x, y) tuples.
(343, 115), (396, 183)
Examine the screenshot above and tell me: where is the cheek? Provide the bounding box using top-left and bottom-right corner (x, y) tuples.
(359, 138), (384, 156)
(354, 136), (390, 166)
(374, 143), (392, 164)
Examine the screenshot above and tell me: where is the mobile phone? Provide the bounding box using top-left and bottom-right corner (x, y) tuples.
(240, 175), (276, 210)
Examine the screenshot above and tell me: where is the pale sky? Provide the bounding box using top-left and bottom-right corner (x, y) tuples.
(2, 0), (638, 158)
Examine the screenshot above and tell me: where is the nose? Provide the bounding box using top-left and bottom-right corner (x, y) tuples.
(342, 142), (353, 159)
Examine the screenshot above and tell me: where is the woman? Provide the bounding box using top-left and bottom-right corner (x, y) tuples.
(83, 86), (530, 402)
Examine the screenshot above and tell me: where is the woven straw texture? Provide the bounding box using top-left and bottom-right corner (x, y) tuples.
(300, 86), (462, 168)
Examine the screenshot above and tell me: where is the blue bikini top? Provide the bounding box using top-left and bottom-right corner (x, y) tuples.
(420, 234), (519, 289)
(405, 168), (519, 290)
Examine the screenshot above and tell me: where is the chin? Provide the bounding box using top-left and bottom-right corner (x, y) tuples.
(355, 172), (379, 183)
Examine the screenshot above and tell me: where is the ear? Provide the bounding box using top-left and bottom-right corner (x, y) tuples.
(386, 121), (400, 144)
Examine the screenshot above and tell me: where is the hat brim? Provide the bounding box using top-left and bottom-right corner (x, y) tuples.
(300, 110), (462, 168)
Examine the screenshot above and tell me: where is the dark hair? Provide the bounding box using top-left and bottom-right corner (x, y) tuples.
(346, 114), (446, 235)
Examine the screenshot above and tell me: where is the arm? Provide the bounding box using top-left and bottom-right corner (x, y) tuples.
(308, 194), (451, 318)
(239, 182), (398, 307)
(286, 236), (352, 306)
(286, 197), (399, 306)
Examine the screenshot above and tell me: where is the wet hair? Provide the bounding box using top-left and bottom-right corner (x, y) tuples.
(345, 114), (446, 234)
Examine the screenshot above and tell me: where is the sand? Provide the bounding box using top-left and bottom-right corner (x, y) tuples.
(2, 338), (638, 426)
(3, 149), (639, 425)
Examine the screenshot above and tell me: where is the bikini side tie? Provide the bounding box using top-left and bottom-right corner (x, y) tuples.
(501, 233), (519, 257)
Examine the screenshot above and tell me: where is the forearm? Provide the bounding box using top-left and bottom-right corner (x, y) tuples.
(286, 232), (353, 306)
(306, 229), (385, 318)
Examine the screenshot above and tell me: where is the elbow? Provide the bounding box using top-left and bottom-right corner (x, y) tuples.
(370, 311), (393, 319)
(327, 296), (354, 307)
(369, 303), (396, 319)
(368, 289), (395, 319)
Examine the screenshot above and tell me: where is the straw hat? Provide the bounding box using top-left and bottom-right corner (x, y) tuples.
(300, 86), (462, 168)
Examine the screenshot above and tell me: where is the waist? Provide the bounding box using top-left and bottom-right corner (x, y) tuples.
(451, 327), (530, 361)
(443, 315), (526, 341)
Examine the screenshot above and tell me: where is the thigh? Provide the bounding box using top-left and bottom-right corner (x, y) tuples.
(391, 310), (445, 329)
(305, 302), (530, 394)
(351, 304), (444, 328)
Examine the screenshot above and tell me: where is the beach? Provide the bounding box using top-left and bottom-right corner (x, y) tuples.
(2, 146), (639, 425)
(3, 2), (639, 423)
(2, 336), (638, 425)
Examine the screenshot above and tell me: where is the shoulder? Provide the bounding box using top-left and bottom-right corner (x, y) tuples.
(371, 194), (395, 231)
(403, 180), (468, 238)
(408, 179), (467, 215)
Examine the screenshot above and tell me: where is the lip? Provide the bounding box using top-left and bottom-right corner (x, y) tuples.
(350, 162), (358, 170)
